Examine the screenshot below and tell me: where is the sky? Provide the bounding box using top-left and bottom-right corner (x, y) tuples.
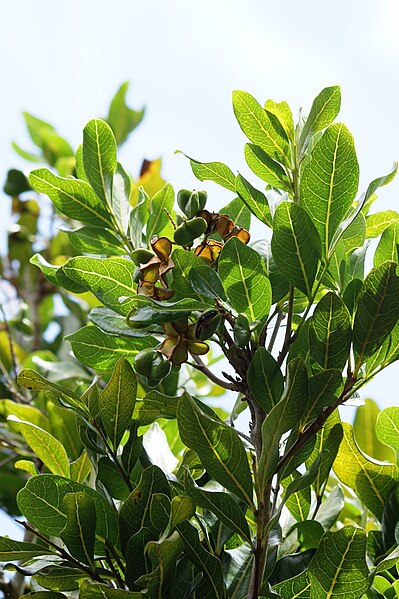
(1, 0), (399, 537)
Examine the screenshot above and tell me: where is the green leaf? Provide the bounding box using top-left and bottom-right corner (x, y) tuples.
(89, 307), (149, 338)
(178, 151), (236, 191)
(177, 520), (225, 598)
(60, 492), (96, 567)
(47, 403), (82, 461)
(341, 212), (366, 253)
(169, 495), (196, 529)
(146, 183), (174, 240)
(99, 357), (137, 450)
(381, 483), (399, 551)
(64, 225), (126, 256)
(143, 532), (184, 597)
(265, 98), (295, 141)
(220, 196), (251, 229)
(30, 254), (87, 294)
(33, 566), (86, 592)
(15, 420), (70, 478)
(232, 90), (291, 167)
(315, 485), (344, 530)
(12, 141), (43, 163)
(83, 119), (117, 206)
(0, 537), (55, 561)
(66, 325), (157, 371)
(362, 162), (398, 215)
(17, 369), (87, 415)
(309, 292), (352, 371)
(271, 201), (321, 298)
(376, 407), (399, 452)
(223, 544), (253, 599)
(111, 162), (132, 235)
(189, 264), (227, 301)
(308, 525), (369, 599)
(333, 423), (399, 520)
(80, 580), (143, 598)
(119, 465), (170, 551)
(374, 224), (399, 268)
(244, 143), (292, 192)
(300, 123), (359, 258)
(29, 168), (112, 228)
(106, 81), (145, 146)
(354, 399), (396, 462)
(353, 261), (399, 363)
(187, 486), (251, 543)
(150, 493), (171, 533)
(273, 571), (311, 598)
(218, 237), (271, 323)
(133, 390), (180, 425)
(70, 451), (92, 483)
(235, 173), (272, 227)
(306, 421), (343, 495)
(258, 358), (308, 490)
(283, 471), (311, 521)
(299, 85), (341, 151)
(62, 256), (137, 316)
(366, 210), (399, 238)
(129, 187), (150, 248)
(127, 296), (211, 327)
(171, 248), (208, 301)
(302, 370), (342, 425)
(17, 474), (118, 545)
(3, 168), (31, 196)
(177, 393), (254, 507)
(247, 348), (284, 413)
(0, 399), (49, 431)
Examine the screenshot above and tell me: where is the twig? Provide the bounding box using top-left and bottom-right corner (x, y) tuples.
(190, 355), (241, 392)
(277, 286), (294, 367)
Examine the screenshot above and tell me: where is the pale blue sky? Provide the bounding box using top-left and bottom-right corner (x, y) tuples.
(1, 0), (399, 537)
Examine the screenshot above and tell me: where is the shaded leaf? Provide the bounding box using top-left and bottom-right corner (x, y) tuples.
(60, 491), (96, 567)
(247, 348), (284, 413)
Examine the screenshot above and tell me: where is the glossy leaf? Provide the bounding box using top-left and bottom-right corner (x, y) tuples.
(60, 492), (96, 567)
(309, 292), (351, 371)
(29, 254), (87, 294)
(223, 544), (253, 599)
(189, 264), (227, 301)
(119, 465), (170, 551)
(15, 420), (70, 478)
(271, 201), (321, 298)
(353, 261), (399, 364)
(171, 248), (209, 301)
(146, 183), (174, 240)
(133, 390), (180, 425)
(89, 307), (150, 338)
(244, 143), (291, 191)
(333, 423), (399, 520)
(62, 256), (137, 316)
(65, 225), (125, 256)
(187, 486), (251, 543)
(66, 325), (157, 371)
(354, 399), (396, 462)
(83, 119), (117, 206)
(111, 162), (132, 235)
(308, 525), (369, 599)
(32, 566), (86, 592)
(283, 471), (311, 521)
(220, 196), (251, 229)
(374, 224), (399, 268)
(177, 393), (254, 507)
(80, 580), (143, 598)
(258, 358), (308, 490)
(17, 474), (118, 545)
(179, 152), (236, 191)
(99, 357), (137, 450)
(232, 90), (291, 166)
(306, 421), (343, 495)
(177, 520), (225, 598)
(143, 532), (184, 597)
(265, 98), (295, 141)
(376, 407), (399, 452)
(235, 173), (272, 227)
(366, 210), (399, 238)
(299, 85), (341, 151)
(247, 348), (284, 413)
(218, 236), (271, 323)
(0, 537), (55, 561)
(302, 370), (342, 425)
(29, 168), (112, 228)
(301, 123), (359, 258)
(106, 81), (145, 145)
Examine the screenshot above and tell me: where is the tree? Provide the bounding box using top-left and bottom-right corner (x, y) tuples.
(1, 83), (399, 598)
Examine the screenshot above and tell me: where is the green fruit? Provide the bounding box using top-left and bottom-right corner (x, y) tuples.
(234, 313), (251, 348)
(174, 217), (207, 246)
(131, 248), (154, 266)
(133, 348), (171, 381)
(177, 189), (208, 219)
(195, 310), (222, 341)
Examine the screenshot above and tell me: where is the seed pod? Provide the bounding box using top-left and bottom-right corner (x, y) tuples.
(174, 217), (207, 246)
(133, 348), (171, 381)
(234, 313), (251, 348)
(177, 189), (208, 219)
(131, 248), (155, 266)
(195, 310), (222, 341)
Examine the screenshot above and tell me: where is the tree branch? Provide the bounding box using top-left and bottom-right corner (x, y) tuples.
(190, 356), (242, 391)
